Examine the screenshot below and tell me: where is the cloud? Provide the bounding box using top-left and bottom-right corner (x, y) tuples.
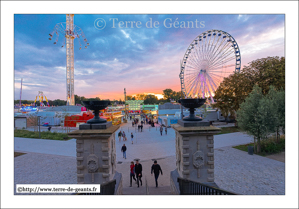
(14, 14), (285, 100)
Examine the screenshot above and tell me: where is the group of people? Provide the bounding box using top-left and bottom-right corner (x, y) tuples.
(131, 117), (139, 126)
(129, 159), (163, 188)
(137, 124), (143, 132)
(119, 132), (135, 144)
(118, 131), (127, 142)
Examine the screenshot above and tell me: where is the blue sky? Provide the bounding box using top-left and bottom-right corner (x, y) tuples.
(14, 14), (285, 101)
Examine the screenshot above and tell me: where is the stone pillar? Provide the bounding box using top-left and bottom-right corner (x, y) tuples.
(68, 124), (120, 185)
(172, 120), (220, 187)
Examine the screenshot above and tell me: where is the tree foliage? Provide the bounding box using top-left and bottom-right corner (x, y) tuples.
(242, 56), (285, 94)
(237, 85), (285, 153)
(212, 56), (285, 119)
(135, 94), (146, 100)
(143, 94), (159, 104)
(265, 86), (285, 138)
(212, 72), (252, 118)
(162, 88), (182, 102)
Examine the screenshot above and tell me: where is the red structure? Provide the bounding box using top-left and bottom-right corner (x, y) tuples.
(64, 112), (108, 127)
(64, 112), (92, 127)
(128, 110), (141, 113)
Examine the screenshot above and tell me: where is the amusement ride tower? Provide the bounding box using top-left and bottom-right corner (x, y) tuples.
(49, 14), (89, 105)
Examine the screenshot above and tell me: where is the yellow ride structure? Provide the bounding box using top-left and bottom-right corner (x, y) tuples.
(34, 91), (49, 107)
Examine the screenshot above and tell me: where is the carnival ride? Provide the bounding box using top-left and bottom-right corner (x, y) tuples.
(20, 106), (38, 113)
(179, 29), (241, 102)
(49, 14), (89, 106)
(34, 91), (50, 107)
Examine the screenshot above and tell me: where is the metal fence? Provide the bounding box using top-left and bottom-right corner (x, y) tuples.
(77, 179), (116, 195)
(177, 177), (236, 195)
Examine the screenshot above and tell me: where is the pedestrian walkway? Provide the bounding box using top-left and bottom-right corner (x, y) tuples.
(15, 121), (254, 161)
(14, 120), (285, 195)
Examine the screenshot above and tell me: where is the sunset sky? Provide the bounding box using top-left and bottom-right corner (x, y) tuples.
(14, 14), (285, 101)
(3, 1), (299, 208)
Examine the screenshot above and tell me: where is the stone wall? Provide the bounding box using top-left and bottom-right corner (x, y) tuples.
(69, 126), (119, 185)
(172, 123), (220, 184)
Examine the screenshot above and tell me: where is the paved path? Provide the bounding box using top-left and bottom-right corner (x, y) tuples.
(14, 121), (285, 195)
(15, 122), (254, 160)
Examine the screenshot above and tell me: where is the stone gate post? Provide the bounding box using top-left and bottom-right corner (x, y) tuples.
(170, 120), (220, 194)
(68, 123), (122, 194)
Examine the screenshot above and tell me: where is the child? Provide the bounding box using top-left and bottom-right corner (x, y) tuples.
(131, 132), (134, 144)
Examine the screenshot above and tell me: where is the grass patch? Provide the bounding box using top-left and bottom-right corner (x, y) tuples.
(14, 152), (26, 157)
(233, 135), (285, 156)
(14, 129), (72, 141)
(215, 126), (242, 135)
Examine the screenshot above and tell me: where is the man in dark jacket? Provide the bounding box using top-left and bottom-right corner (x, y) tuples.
(151, 160), (163, 187)
(135, 159), (142, 187)
(118, 131), (122, 142)
(121, 144), (127, 159)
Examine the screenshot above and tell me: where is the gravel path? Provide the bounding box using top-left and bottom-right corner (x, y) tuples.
(214, 146), (285, 195)
(14, 148), (285, 195)
(14, 152), (76, 195)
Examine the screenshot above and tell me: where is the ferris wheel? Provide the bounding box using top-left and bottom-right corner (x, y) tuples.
(179, 29), (241, 102)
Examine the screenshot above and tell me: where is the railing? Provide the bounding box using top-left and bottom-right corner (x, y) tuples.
(77, 179), (116, 195)
(177, 177), (236, 195)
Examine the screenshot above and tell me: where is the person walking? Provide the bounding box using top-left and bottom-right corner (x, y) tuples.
(118, 130), (122, 142)
(121, 144), (127, 159)
(131, 132), (134, 144)
(165, 127), (167, 135)
(151, 160), (163, 187)
(160, 126), (163, 136)
(135, 159), (142, 187)
(141, 124), (143, 132)
(129, 161), (136, 187)
(132, 121), (134, 127)
(122, 131), (127, 141)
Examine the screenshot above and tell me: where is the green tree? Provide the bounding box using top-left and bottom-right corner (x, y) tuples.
(237, 85), (281, 153)
(163, 89), (174, 101)
(53, 99), (66, 106)
(213, 56), (285, 121)
(243, 56), (285, 94)
(126, 95), (136, 100)
(75, 95), (82, 105)
(212, 71), (252, 119)
(171, 91), (182, 102)
(144, 94), (159, 104)
(135, 94), (146, 100)
(265, 86), (285, 141)
(237, 85), (264, 153)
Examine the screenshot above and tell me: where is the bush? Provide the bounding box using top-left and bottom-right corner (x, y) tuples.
(233, 135), (285, 156)
(260, 135), (285, 155)
(14, 129), (71, 141)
